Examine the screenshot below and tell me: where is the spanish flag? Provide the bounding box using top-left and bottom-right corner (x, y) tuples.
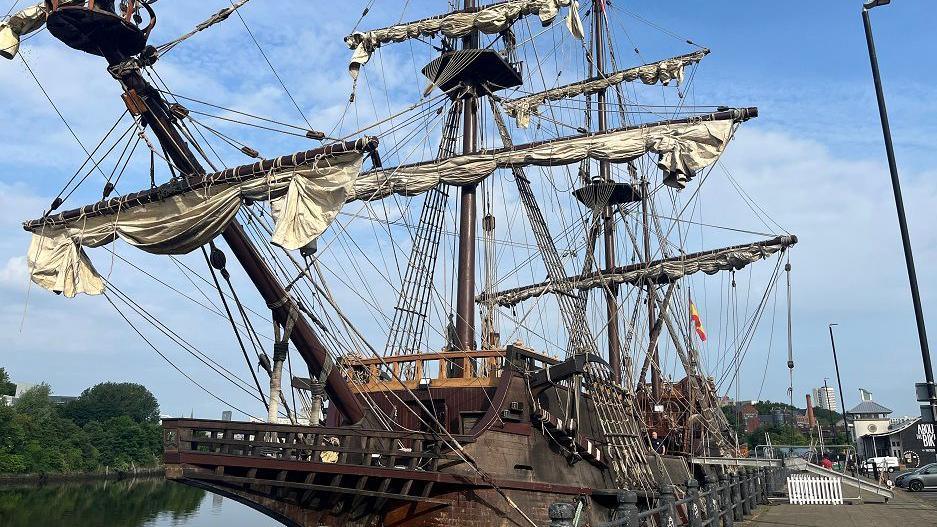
(689, 301), (707, 342)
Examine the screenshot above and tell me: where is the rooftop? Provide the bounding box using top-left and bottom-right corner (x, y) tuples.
(846, 400), (892, 415)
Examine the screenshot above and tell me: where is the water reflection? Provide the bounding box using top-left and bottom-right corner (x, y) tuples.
(0, 478), (281, 527)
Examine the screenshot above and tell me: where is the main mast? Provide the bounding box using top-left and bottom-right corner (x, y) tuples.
(593, 0), (622, 382)
(455, 0), (479, 357)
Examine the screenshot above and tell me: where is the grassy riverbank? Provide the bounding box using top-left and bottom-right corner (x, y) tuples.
(0, 467), (165, 487)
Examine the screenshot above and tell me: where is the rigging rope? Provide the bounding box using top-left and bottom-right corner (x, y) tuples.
(226, 0), (314, 130)
(46, 111), (129, 210)
(156, 0), (252, 56)
(106, 282), (264, 401)
(201, 245), (269, 409)
(19, 53), (120, 190)
(103, 291), (261, 421)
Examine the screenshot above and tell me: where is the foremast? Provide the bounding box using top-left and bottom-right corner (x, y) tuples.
(119, 70), (368, 425)
(25, 4), (366, 424)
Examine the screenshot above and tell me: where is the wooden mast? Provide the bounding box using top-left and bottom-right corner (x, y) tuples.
(100, 46), (365, 424)
(645, 184), (661, 400)
(454, 0), (478, 360)
(594, 0), (622, 382)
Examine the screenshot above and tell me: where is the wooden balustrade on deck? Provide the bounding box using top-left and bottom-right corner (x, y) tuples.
(163, 418), (470, 470)
(161, 418), (476, 517)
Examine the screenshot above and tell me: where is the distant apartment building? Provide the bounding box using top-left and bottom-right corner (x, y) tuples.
(738, 402), (760, 434)
(757, 408), (798, 429)
(812, 386), (838, 413)
(795, 413), (810, 430)
(0, 381), (75, 406)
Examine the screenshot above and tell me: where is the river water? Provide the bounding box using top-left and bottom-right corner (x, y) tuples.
(0, 478), (282, 527)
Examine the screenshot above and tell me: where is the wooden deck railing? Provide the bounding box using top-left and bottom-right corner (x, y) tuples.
(336, 343), (560, 391)
(163, 418), (470, 471)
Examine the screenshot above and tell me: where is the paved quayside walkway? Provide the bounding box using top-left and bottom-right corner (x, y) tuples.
(742, 490), (937, 527)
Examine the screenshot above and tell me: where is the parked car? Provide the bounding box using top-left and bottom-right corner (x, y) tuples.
(894, 463), (937, 489)
(902, 463), (937, 492)
(864, 456), (899, 473)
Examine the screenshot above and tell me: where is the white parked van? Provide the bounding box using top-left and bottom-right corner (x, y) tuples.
(864, 456), (899, 473)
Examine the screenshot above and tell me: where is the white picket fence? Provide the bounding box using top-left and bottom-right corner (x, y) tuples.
(787, 474), (843, 505)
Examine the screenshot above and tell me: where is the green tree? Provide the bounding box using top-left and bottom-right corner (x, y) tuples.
(0, 380), (163, 475)
(2, 385), (97, 474)
(0, 367), (16, 397)
(13, 384), (54, 420)
(0, 404), (28, 473)
(86, 416), (161, 469)
(754, 400), (797, 415)
(812, 406), (844, 426)
(61, 382), (159, 426)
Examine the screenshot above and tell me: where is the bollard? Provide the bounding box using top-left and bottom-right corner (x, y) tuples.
(702, 475), (717, 525)
(761, 467), (771, 505)
(752, 467), (764, 510)
(687, 479), (702, 527)
(720, 473), (734, 527)
(751, 468), (759, 507)
(739, 470), (751, 516)
(549, 502), (576, 527)
(614, 490), (640, 527)
(760, 467), (769, 504)
(746, 468), (756, 512)
(731, 473), (743, 522)
(659, 484), (675, 527)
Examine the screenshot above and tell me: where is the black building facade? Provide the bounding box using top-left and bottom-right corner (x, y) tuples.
(861, 417), (937, 468)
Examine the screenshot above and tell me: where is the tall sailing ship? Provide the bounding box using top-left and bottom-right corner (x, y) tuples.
(5, 1), (796, 525)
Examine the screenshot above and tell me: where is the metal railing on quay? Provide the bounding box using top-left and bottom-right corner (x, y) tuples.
(548, 466), (790, 527)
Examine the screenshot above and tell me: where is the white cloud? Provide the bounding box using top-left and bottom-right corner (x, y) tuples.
(702, 125), (937, 411)
(0, 256), (26, 288)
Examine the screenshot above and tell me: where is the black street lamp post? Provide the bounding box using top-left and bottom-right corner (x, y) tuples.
(861, 0), (937, 422)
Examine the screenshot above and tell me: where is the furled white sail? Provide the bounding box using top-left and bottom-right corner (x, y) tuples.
(349, 117), (736, 202)
(479, 236), (797, 308)
(25, 110), (747, 298)
(503, 50), (709, 127)
(26, 153), (363, 297)
(345, 0), (584, 80)
(27, 230), (104, 298)
(0, 3), (54, 59)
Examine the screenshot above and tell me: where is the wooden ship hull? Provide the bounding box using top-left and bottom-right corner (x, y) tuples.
(163, 345), (691, 526)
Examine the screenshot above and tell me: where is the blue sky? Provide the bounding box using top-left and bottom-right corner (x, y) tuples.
(0, 1), (935, 419)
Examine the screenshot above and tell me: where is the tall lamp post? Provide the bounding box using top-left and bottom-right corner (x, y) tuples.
(828, 323), (848, 438)
(862, 0), (936, 422)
